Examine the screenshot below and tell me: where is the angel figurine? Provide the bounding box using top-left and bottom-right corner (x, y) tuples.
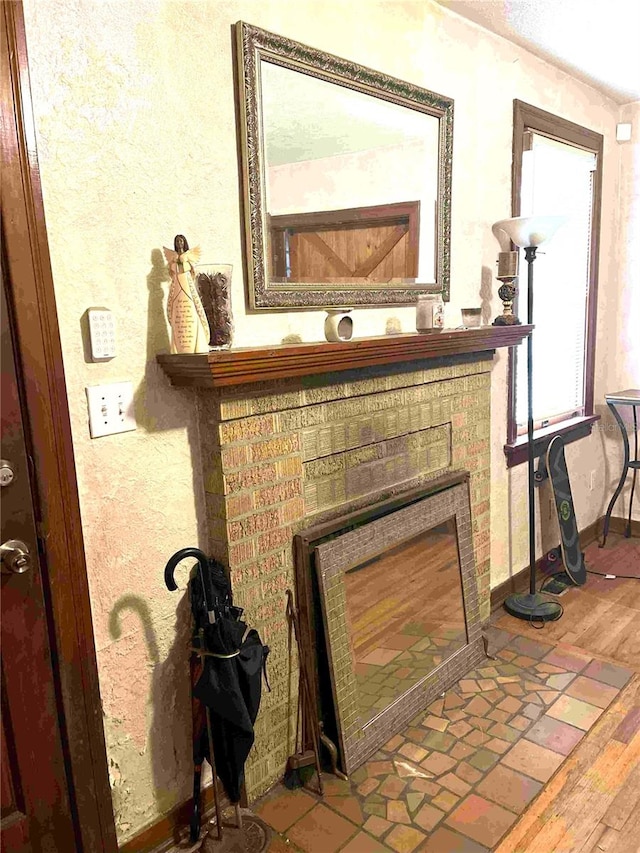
(163, 234), (210, 353)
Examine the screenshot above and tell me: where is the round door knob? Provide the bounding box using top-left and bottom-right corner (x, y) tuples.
(0, 460), (15, 487)
(1, 540), (32, 574)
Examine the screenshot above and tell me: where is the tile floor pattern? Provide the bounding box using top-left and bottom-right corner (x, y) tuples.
(256, 629), (633, 853)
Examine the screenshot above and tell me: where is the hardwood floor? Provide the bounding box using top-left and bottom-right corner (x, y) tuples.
(494, 533), (640, 852)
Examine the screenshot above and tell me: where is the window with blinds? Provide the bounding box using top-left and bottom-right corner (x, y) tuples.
(514, 133), (597, 434)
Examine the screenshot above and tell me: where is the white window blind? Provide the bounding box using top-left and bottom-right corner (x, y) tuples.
(515, 133), (596, 433)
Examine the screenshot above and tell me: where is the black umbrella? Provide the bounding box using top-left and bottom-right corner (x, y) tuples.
(164, 547), (269, 841)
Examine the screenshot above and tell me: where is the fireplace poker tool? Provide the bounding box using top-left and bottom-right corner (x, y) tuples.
(285, 590), (324, 795)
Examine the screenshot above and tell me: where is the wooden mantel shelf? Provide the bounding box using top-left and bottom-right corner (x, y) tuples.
(157, 325), (532, 388)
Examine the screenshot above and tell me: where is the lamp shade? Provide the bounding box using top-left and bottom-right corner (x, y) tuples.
(492, 215), (566, 248)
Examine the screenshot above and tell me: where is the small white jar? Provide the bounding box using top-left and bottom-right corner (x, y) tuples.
(324, 309), (353, 342)
(416, 294), (444, 333)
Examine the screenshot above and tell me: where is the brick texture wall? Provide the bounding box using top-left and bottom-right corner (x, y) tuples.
(195, 354), (492, 800)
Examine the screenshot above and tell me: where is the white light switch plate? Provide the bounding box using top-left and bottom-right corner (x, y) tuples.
(86, 382), (136, 438)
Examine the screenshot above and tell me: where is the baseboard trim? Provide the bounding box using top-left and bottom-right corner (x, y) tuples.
(118, 783), (231, 853)
(604, 515), (640, 538)
(489, 515), (637, 614)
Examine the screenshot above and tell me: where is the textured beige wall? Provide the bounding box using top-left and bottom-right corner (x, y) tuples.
(21, 0), (631, 842)
(593, 101), (640, 525)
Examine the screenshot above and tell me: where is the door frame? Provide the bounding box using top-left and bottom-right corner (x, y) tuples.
(2, 3), (118, 850)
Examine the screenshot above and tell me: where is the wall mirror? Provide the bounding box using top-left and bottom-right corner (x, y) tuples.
(312, 479), (482, 774)
(343, 520), (467, 723)
(236, 21), (454, 310)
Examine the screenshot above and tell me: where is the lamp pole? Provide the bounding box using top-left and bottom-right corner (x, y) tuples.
(504, 243), (561, 620)
(525, 246), (537, 596)
(494, 215), (566, 623)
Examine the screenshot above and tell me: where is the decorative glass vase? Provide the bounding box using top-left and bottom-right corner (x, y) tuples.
(194, 264), (234, 350)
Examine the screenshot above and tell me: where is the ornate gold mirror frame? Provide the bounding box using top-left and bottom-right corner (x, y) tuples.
(235, 21), (454, 310)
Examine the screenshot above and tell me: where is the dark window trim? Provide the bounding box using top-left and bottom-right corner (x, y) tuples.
(505, 100), (603, 463)
(504, 414), (600, 468)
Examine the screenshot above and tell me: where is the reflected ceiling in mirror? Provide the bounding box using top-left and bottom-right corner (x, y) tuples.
(236, 22), (453, 309)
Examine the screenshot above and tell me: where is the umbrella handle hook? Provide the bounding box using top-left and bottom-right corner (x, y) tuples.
(164, 547), (217, 624)
(164, 547), (209, 591)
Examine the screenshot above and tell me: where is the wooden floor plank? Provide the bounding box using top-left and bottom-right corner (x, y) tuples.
(584, 741), (627, 786)
(553, 591), (619, 640)
(615, 580), (640, 611)
(496, 588), (640, 671)
(595, 826), (622, 852)
(528, 817), (567, 853)
(603, 763), (640, 830)
(576, 608), (640, 664)
(494, 588), (613, 646)
(600, 578), (640, 610)
(579, 823), (608, 853)
(552, 780), (625, 853)
(600, 806), (640, 853)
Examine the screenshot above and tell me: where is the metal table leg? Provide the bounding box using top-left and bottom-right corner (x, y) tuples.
(626, 406), (638, 537)
(600, 399), (639, 547)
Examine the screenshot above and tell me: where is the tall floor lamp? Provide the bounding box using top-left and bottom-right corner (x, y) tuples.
(493, 215), (566, 622)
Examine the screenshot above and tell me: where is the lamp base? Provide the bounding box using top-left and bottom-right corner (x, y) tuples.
(492, 315), (522, 326)
(504, 592), (562, 622)
(492, 281), (521, 327)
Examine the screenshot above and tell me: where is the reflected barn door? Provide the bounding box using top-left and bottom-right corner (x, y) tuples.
(271, 201), (420, 282)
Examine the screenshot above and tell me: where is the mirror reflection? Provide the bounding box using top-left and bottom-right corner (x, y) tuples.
(343, 519), (467, 724)
(262, 61), (439, 285)
(236, 21), (454, 309)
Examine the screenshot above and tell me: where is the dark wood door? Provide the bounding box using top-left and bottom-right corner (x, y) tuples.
(1, 4), (117, 851)
(1, 280), (77, 851)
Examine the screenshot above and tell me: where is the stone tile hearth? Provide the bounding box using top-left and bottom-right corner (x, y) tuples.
(254, 628), (633, 853)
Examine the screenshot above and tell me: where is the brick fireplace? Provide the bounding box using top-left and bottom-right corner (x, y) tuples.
(158, 326), (529, 801)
